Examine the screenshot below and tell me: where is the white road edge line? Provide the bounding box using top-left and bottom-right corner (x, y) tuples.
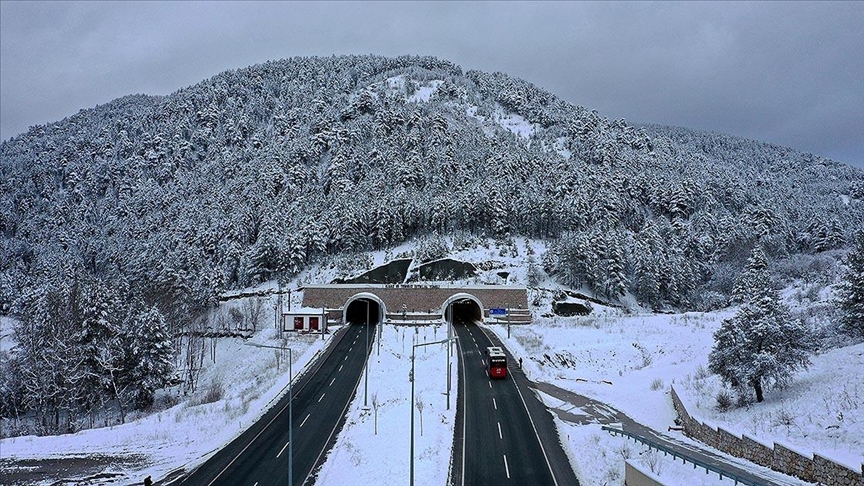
(503, 454), (510, 479)
(276, 440), (289, 458)
(300, 414), (310, 428)
(458, 332), (468, 486)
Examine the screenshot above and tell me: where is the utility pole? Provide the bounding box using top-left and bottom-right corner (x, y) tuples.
(243, 342), (293, 486)
(410, 337), (457, 486)
(364, 300), (369, 408)
(507, 302), (511, 339)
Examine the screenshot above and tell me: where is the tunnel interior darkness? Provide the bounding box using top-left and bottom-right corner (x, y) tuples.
(448, 299), (482, 325)
(345, 299), (381, 325)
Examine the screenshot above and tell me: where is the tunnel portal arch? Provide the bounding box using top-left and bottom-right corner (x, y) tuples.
(343, 292), (387, 325)
(441, 293), (484, 325)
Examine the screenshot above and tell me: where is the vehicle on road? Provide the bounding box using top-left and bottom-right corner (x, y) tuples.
(486, 346), (508, 379)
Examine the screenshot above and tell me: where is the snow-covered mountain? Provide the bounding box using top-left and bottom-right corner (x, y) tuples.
(1, 55), (862, 434)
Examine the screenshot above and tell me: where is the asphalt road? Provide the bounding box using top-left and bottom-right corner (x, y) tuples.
(175, 323), (375, 486)
(451, 320), (579, 486)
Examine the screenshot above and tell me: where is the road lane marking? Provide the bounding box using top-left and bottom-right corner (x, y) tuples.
(318, 393), (326, 403)
(339, 364), (344, 372)
(344, 356), (348, 361)
(503, 454), (510, 479)
(254, 483), (258, 486)
(493, 398), (497, 409)
(349, 346), (353, 352)
(329, 377), (336, 386)
(300, 414), (310, 428)
(276, 441), (290, 458)
(498, 422), (503, 439)
(485, 370), (489, 377)
(488, 381), (492, 389)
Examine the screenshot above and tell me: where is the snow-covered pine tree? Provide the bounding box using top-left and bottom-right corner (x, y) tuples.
(124, 306), (175, 411)
(838, 232), (864, 338)
(708, 247), (815, 403)
(730, 247), (770, 304)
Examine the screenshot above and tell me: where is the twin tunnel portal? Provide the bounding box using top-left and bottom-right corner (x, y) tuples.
(183, 284), (577, 486)
(304, 284), (529, 328)
(343, 295), (483, 326)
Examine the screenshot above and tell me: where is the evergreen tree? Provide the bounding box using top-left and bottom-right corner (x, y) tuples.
(708, 249), (815, 403)
(125, 306), (175, 411)
(838, 232), (864, 338)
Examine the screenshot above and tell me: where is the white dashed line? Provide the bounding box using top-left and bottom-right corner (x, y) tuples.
(339, 364), (344, 372)
(318, 393), (326, 403)
(498, 422), (503, 439)
(300, 414), (310, 428)
(276, 441), (289, 458)
(503, 454), (510, 479)
(493, 398), (497, 410)
(488, 381), (492, 389)
(329, 377), (336, 386)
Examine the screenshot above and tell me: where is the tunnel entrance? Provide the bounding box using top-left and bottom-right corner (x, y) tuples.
(344, 298), (382, 325)
(446, 297), (482, 325)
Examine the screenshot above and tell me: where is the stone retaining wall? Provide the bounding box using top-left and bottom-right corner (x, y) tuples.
(670, 386), (864, 486)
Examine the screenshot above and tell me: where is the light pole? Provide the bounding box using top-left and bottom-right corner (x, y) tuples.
(410, 337), (457, 486)
(506, 301), (511, 339)
(243, 342), (293, 486)
(364, 299), (369, 408)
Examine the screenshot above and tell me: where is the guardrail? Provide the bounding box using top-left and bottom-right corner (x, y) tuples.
(601, 426), (767, 486)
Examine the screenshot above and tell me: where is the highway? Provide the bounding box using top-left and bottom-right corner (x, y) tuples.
(451, 319), (579, 486)
(177, 323), (376, 486)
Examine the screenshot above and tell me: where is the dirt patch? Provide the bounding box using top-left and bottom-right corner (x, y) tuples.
(0, 454), (149, 485)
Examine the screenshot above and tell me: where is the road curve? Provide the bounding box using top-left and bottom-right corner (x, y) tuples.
(176, 323), (375, 486)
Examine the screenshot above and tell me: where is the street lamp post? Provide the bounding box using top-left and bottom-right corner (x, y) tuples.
(243, 342), (293, 486)
(410, 337), (457, 486)
(364, 300), (369, 408)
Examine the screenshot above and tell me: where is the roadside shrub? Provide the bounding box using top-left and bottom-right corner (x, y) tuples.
(650, 378), (664, 391)
(715, 390), (734, 412)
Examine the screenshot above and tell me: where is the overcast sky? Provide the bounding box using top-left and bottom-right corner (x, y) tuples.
(2, 1), (862, 167)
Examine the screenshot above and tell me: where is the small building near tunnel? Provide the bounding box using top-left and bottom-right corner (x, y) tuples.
(301, 284), (530, 325)
(281, 309), (328, 332)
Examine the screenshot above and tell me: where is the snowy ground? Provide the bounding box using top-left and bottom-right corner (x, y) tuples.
(0, 293), (330, 485)
(2, 236), (859, 485)
(315, 323), (457, 486)
(486, 296), (863, 485)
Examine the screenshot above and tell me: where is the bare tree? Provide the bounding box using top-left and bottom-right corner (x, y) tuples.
(372, 392), (379, 435)
(242, 298), (263, 332)
(415, 395), (425, 436)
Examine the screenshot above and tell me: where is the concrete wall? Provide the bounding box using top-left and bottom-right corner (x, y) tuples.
(302, 284), (529, 322)
(670, 386), (864, 486)
(625, 460), (667, 486)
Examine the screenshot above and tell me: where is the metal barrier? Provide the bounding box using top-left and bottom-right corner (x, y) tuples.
(601, 426), (767, 486)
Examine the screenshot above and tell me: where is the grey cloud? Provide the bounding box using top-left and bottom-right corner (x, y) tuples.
(1, 1), (861, 167)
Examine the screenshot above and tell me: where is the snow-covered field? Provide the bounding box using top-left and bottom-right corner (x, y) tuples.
(487, 296), (863, 485)
(1, 295), (330, 484)
(315, 323), (456, 486)
(2, 236), (860, 486)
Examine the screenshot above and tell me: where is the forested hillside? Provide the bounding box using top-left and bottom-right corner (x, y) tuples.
(1, 54), (862, 428)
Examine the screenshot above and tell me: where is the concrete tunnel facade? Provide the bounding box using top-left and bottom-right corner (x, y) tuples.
(302, 284), (530, 325)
